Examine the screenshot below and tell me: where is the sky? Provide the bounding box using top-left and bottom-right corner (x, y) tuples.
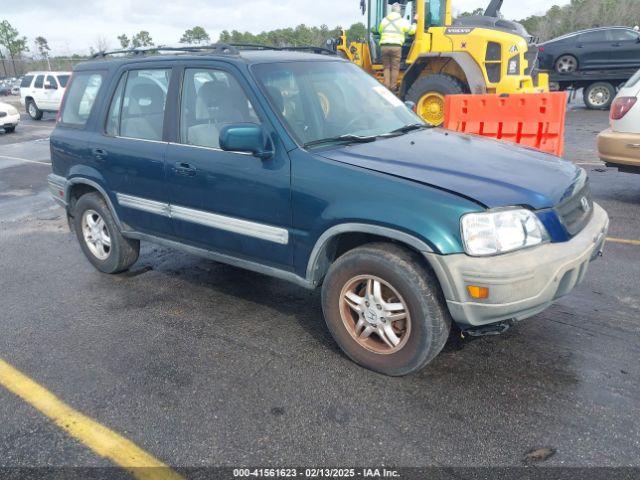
(4, 0), (569, 56)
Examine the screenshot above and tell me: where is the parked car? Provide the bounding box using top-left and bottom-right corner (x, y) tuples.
(0, 85), (10, 96)
(0, 101), (20, 133)
(19, 71), (72, 120)
(47, 47), (609, 376)
(598, 68), (640, 173)
(539, 27), (640, 74)
(10, 85), (20, 95)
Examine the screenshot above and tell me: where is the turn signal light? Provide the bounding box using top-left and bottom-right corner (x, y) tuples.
(610, 97), (637, 120)
(467, 285), (489, 299)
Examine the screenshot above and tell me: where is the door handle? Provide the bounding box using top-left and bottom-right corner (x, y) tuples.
(92, 148), (107, 161)
(173, 162), (197, 177)
(612, 42), (622, 47)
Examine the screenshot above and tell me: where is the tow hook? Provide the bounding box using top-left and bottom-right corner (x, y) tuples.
(462, 321), (512, 338)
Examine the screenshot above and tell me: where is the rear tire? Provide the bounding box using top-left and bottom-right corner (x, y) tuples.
(321, 243), (451, 376)
(583, 82), (616, 110)
(555, 54), (578, 74)
(406, 74), (466, 126)
(73, 192), (140, 274)
(26, 99), (43, 120)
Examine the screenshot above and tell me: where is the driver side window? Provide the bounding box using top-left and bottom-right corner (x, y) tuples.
(179, 68), (259, 149)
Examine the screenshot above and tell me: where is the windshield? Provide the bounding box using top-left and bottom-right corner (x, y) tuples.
(252, 61), (423, 147)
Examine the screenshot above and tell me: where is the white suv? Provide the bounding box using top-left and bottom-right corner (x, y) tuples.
(20, 71), (71, 120)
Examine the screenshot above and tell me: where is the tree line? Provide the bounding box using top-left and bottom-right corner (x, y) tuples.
(3, 1), (639, 76)
(520, 0), (640, 41)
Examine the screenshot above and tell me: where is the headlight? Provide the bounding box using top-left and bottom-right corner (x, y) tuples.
(461, 208), (548, 256)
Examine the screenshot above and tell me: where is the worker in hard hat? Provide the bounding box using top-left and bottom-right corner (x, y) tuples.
(378, 2), (416, 92)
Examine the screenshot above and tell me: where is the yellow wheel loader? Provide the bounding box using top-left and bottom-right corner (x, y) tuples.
(336, 0), (549, 125)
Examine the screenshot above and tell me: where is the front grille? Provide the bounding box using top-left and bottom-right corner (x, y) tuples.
(555, 183), (594, 237)
(524, 46), (539, 76)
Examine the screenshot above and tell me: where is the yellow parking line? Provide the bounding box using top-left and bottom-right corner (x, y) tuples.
(0, 358), (183, 480)
(606, 237), (640, 246)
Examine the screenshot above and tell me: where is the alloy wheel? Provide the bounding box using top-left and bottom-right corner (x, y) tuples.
(556, 55), (578, 73)
(339, 275), (411, 355)
(81, 209), (112, 260)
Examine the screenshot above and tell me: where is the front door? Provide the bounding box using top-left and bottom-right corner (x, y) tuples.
(165, 65), (292, 269)
(88, 67), (174, 237)
(609, 29), (640, 69)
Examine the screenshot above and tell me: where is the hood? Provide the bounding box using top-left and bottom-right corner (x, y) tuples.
(316, 129), (584, 210)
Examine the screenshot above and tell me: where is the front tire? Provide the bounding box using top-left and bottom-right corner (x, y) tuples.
(406, 74), (466, 126)
(321, 243), (451, 376)
(4, 126), (16, 133)
(73, 192), (140, 274)
(583, 82), (616, 110)
(26, 99), (43, 120)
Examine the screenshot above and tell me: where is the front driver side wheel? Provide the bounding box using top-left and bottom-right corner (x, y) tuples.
(321, 243), (451, 376)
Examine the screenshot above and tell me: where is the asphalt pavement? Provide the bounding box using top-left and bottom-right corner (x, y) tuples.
(0, 105), (638, 475)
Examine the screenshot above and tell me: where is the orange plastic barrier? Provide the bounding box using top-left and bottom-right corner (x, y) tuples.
(443, 92), (568, 157)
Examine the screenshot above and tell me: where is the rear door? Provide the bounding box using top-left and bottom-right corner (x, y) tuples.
(608, 29), (640, 69)
(87, 65), (174, 237)
(164, 63), (292, 268)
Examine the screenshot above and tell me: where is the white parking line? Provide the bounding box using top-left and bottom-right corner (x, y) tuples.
(0, 153), (50, 165)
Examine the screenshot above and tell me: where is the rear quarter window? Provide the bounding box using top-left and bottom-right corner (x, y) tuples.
(20, 75), (34, 88)
(60, 72), (104, 127)
(57, 75), (70, 88)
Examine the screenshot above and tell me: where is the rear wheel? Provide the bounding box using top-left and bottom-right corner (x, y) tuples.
(406, 74), (466, 126)
(321, 243), (451, 376)
(73, 192), (140, 274)
(555, 54), (578, 74)
(583, 82), (616, 110)
(26, 99), (43, 120)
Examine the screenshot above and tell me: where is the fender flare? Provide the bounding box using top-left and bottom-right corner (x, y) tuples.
(66, 177), (125, 231)
(305, 223), (435, 286)
(402, 52), (487, 96)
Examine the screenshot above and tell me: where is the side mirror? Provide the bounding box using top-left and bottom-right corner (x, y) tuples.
(219, 123), (274, 160)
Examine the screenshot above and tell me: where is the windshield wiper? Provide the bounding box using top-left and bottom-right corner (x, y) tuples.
(303, 134), (378, 149)
(381, 123), (432, 137)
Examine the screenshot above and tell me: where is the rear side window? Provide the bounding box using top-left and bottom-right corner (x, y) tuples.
(34, 75), (44, 89)
(118, 69), (170, 141)
(60, 72), (104, 126)
(20, 75), (33, 88)
(578, 31), (608, 43)
(57, 75), (70, 88)
(106, 74), (127, 136)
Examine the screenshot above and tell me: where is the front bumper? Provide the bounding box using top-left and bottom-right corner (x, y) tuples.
(598, 128), (640, 173)
(426, 203), (609, 327)
(0, 112), (20, 129)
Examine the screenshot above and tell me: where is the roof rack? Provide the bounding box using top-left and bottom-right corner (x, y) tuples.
(229, 44), (336, 56)
(91, 43), (240, 59)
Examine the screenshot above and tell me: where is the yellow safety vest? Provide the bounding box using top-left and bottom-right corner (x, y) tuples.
(379, 12), (416, 46)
